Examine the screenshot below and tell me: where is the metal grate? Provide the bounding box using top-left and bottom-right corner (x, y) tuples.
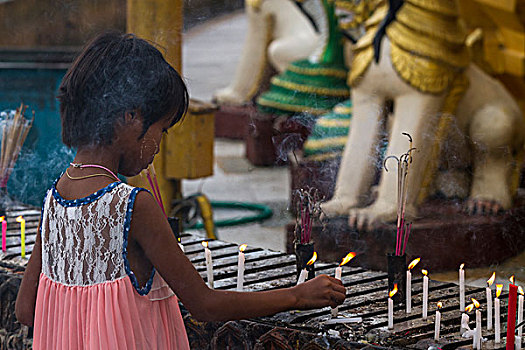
(1, 207), (517, 349)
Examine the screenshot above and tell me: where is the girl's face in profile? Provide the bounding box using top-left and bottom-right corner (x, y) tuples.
(117, 113), (173, 177)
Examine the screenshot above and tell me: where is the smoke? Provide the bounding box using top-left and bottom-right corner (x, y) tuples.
(7, 140), (74, 207)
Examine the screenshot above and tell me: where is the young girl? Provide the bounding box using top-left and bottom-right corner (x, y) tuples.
(15, 32), (346, 349)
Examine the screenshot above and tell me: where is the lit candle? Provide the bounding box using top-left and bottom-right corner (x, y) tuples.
(434, 301), (443, 340)
(508, 276), (518, 350)
(472, 298), (481, 349)
(202, 241), (214, 288)
(406, 257), (420, 313)
(459, 263), (465, 311)
(16, 216), (25, 258)
(332, 252), (356, 317)
(297, 252), (317, 285)
(422, 269), (429, 320)
(496, 284), (503, 344)
(236, 244), (247, 291)
(0, 216), (6, 252)
(487, 272), (496, 330)
(461, 308), (471, 335)
(519, 286), (524, 339)
(388, 283), (398, 330)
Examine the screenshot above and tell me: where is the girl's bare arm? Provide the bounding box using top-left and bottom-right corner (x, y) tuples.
(15, 230), (42, 326)
(131, 192), (346, 322)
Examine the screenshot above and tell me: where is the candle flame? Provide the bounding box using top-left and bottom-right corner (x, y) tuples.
(408, 258), (420, 270)
(471, 298), (480, 308)
(389, 283), (398, 298)
(460, 263), (465, 270)
(437, 302), (443, 309)
(16, 216), (24, 223)
(465, 304), (474, 313)
(519, 286), (524, 296)
(422, 269), (428, 276)
(510, 275), (515, 284)
(307, 252), (317, 266)
(201, 241), (209, 248)
(496, 284), (503, 298)
(487, 272), (496, 286)
(239, 244), (247, 252)
(340, 252), (356, 266)
(0, 216), (4, 222)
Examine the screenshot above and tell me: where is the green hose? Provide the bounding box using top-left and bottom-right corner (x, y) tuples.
(189, 201), (273, 229)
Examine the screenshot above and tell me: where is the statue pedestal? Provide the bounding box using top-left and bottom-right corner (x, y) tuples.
(286, 191), (525, 272)
(214, 104), (256, 140)
(215, 105), (313, 166)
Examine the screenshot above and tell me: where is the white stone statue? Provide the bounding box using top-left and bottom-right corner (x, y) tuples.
(322, 0), (525, 230)
(213, 0), (323, 105)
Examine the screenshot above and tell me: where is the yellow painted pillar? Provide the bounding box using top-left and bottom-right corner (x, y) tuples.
(126, 0), (184, 212)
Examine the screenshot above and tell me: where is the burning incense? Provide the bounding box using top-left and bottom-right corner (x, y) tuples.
(384, 133), (416, 256)
(0, 104), (34, 190)
(141, 164), (166, 216)
(293, 187), (323, 244)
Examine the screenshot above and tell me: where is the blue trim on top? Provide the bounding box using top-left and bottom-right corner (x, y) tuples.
(51, 179), (122, 207)
(123, 187), (155, 296)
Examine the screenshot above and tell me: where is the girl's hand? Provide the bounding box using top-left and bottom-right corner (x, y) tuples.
(292, 275), (346, 310)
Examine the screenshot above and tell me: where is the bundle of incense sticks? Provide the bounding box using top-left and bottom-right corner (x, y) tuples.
(384, 133), (415, 256)
(0, 104), (34, 189)
(293, 187), (323, 244)
(142, 163), (166, 216)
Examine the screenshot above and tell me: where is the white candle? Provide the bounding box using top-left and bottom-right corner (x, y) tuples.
(406, 258), (420, 314)
(461, 313), (470, 334)
(298, 252), (317, 286)
(297, 269), (308, 285)
(236, 244), (247, 291)
(335, 266), (342, 280)
(422, 270), (429, 320)
(406, 270), (412, 313)
(331, 252), (356, 318)
(516, 336), (522, 350)
(486, 286), (493, 330)
(202, 241), (214, 288)
(332, 266), (342, 317)
(434, 302), (442, 340)
(459, 264), (465, 311)
(495, 297), (501, 343)
(388, 297), (394, 329)
(476, 308), (482, 349)
(495, 284), (503, 344)
(518, 288), (524, 339)
(486, 272), (495, 330)
(388, 284), (398, 330)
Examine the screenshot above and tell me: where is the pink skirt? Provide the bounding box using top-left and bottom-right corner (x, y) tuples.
(33, 273), (190, 349)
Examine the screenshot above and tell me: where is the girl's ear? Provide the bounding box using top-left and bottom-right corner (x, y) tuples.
(124, 110), (137, 123)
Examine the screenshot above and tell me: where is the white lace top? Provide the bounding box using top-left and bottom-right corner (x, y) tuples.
(40, 181), (173, 299)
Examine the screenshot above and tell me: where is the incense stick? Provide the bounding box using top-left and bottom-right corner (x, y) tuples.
(149, 164), (166, 215)
(384, 134), (415, 256)
(0, 104), (33, 189)
(294, 187), (323, 244)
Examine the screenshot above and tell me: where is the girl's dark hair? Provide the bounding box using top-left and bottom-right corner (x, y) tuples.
(58, 31), (189, 148)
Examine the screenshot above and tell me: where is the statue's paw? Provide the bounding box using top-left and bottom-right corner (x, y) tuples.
(348, 204), (398, 232)
(212, 88), (246, 106)
(464, 198), (504, 216)
(321, 198), (357, 217)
